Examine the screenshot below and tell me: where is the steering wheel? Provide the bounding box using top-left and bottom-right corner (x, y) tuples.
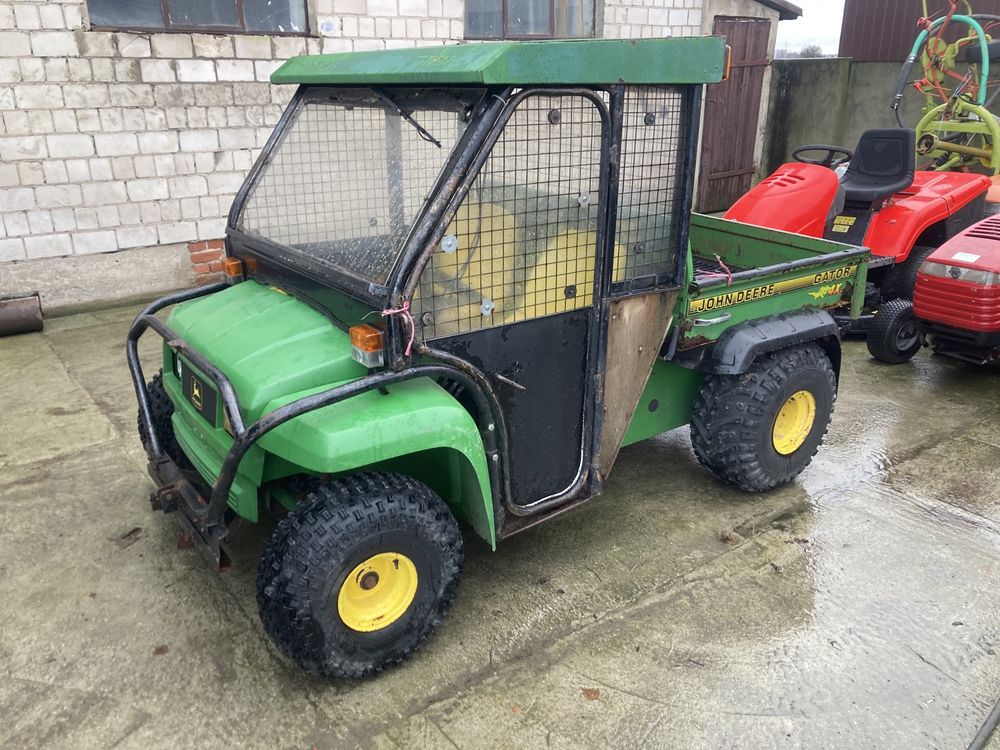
(792, 145), (854, 169)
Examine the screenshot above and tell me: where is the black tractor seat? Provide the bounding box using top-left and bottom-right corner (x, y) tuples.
(839, 128), (915, 206)
(963, 40), (1000, 64)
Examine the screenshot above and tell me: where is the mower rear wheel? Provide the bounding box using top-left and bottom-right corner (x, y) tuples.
(690, 344), (836, 492)
(867, 298), (921, 364)
(256, 472), (463, 678)
(883, 245), (935, 300)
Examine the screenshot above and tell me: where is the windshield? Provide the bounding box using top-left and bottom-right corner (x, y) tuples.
(237, 87), (482, 287)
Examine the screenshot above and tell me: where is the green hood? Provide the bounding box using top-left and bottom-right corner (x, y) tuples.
(167, 281), (367, 421)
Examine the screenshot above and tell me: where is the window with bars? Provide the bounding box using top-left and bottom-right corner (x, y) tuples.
(613, 86), (691, 290)
(86, 0), (307, 34)
(466, 0), (595, 39)
(237, 89), (479, 286)
(413, 93), (605, 341)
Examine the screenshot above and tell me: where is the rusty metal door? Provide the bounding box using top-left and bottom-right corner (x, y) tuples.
(697, 17), (771, 212)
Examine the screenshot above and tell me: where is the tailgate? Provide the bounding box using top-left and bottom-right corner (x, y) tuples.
(677, 214), (869, 347)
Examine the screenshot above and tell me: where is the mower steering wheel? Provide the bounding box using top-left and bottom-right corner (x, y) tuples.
(792, 145), (854, 169)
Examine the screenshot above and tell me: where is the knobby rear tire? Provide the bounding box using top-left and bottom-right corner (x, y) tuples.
(690, 344), (837, 492)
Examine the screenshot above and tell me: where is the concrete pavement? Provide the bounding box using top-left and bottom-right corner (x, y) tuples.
(1, 305), (999, 749)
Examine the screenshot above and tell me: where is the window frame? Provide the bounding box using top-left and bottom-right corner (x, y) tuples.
(411, 89), (609, 341)
(465, 0), (596, 41)
(234, 86), (482, 293)
(226, 85), (490, 304)
(86, 0), (310, 36)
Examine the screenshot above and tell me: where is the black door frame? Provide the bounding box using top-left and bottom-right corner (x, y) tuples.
(401, 87), (614, 513)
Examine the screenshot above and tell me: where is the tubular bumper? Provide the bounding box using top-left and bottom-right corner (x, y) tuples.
(126, 285), (508, 569)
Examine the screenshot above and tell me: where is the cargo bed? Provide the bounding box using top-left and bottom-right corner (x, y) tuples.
(676, 214), (870, 348)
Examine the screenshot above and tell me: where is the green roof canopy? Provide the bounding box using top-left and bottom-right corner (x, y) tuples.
(271, 37), (727, 87)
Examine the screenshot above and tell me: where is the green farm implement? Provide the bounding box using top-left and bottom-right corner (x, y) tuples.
(893, 0), (1000, 174)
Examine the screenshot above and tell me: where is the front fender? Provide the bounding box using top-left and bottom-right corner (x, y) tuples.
(257, 376), (496, 548)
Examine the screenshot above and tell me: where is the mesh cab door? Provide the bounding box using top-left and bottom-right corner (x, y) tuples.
(413, 92), (608, 508)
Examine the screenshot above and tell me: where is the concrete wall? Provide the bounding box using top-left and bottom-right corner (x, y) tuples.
(761, 58), (925, 175)
(0, 240), (194, 313)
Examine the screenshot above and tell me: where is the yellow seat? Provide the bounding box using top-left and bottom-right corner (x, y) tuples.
(416, 205), (626, 337)
(517, 229), (596, 318)
(414, 202), (518, 337)
(511, 230), (626, 321)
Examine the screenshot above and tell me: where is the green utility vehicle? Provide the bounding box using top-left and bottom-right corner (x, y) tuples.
(128, 38), (869, 678)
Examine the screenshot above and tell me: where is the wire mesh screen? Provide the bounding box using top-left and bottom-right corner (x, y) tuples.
(413, 94), (605, 341)
(615, 86), (690, 287)
(238, 89), (476, 285)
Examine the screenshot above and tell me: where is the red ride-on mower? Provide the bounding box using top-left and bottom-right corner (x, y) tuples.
(868, 214), (1000, 365)
(726, 128), (990, 331)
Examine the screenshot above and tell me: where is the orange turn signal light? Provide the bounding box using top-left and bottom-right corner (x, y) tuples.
(349, 323), (384, 353)
(223, 257), (244, 278)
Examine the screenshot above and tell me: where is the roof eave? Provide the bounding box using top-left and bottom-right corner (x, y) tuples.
(756, 0), (803, 21)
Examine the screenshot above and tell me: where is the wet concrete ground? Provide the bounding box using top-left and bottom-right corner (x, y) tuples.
(1, 305), (999, 749)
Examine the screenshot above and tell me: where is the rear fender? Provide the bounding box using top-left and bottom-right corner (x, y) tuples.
(695, 310), (843, 379)
(865, 173), (989, 262)
(256, 376), (497, 548)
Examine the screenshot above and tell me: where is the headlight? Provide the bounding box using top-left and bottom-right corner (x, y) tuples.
(920, 261), (1000, 286)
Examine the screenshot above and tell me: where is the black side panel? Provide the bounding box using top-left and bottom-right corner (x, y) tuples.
(823, 205), (875, 245)
(944, 194), (987, 239)
(432, 310), (589, 506)
(909, 194), (988, 250)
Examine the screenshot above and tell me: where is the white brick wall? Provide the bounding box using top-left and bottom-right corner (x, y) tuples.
(0, 1), (310, 262)
(0, 0), (713, 264)
(603, 0), (703, 39)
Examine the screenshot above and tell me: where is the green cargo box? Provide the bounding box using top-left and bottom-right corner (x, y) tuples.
(676, 214), (870, 348)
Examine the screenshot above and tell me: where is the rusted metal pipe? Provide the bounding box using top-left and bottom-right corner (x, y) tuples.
(918, 133), (993, 160)
(0, 293), (42, 336)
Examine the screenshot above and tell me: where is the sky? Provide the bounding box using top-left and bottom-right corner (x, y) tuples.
(774, 0), (847, 56)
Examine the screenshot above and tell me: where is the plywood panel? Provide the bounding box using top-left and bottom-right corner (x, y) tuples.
(597, 290), (678, 476)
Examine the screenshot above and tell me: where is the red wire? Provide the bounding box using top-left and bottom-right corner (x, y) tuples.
(714, 254), (733, 287)
(381, 300), (415, 357)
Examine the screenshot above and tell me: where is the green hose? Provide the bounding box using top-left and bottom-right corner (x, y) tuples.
(892, 13), (990, 123)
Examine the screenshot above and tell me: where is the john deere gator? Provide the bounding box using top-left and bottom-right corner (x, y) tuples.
(127, 38), (869, 677)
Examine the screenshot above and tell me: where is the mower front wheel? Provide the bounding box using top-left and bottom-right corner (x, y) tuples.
(256, 472), (463, 678)
(867, 299), (921, 364)
(690, 344), (837, 492)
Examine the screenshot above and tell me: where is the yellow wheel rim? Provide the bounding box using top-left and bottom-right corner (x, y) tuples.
(337, 552), (418, 633)
(772, 390), (817, 456)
